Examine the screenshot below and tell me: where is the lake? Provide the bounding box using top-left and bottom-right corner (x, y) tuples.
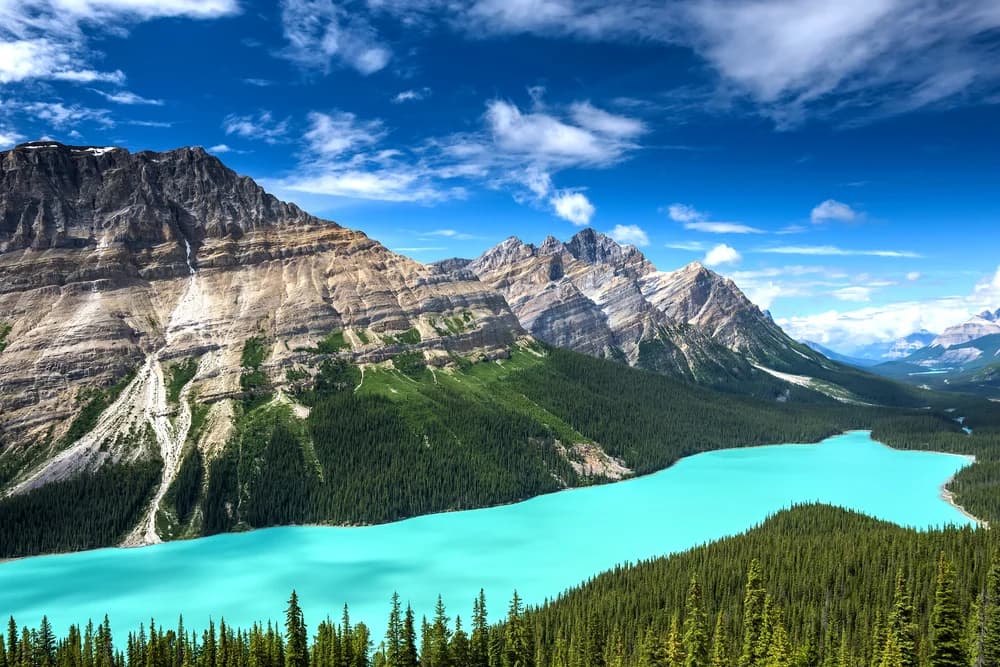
(0, 431), (975, 635)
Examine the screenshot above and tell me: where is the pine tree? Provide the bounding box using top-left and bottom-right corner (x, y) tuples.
(582, 609), (603, 667)
(503, 593), (531, 667)
(427, 597), (452, 667)
(709, 615), (728, 667)
(684, 577), (709, 667)
(470, 592), (489, 667)
(342, 607), (354, 667)
(286, 592), (309, 667)
(387, 595), (403, 667)
(886, 571), (917, 667)
(351, 624), (371, 667)
(929, 554), (966, 667)
(450, 617), (470, 667)
(984, 556), (1000, 667)
(664, 615), (684, 667)
(763, 608), (789, 667)
(739, 561), (767, 667)
(637, 628), (663, 667)
(401, 607), (418, 667)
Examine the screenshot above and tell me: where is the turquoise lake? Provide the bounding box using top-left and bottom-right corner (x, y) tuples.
(0, 431), (976, 634)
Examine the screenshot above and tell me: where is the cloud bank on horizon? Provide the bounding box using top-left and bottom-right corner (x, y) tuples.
(1, 0), (998, 350)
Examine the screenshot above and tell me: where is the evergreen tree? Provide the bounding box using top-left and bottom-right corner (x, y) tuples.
(929, 554), (966, 667)
(503, 593), (531, 667)
(763, 608), (789, 667)
(450, 618), (469, 667)
(285, 592), (309, 667)
(739, 561), (767, 667)
(709, 615), (728, 667)
(426, 597), (451, 667)
(886, 571), (917, 667)
(984, 556), (1000, 667)
(470, 592), (489, 667)
(387, 595), (403, 667)
(637, 628), (663, 667)
(683, 577), (709, 667)
(401, 607), (418, 667)
(664, 615), (684, 667)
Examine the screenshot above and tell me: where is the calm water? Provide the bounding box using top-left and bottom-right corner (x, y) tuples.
(0, 431), (974, 634)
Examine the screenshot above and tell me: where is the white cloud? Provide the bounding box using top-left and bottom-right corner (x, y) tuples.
(906, 271), (921, 281)
(303, 111), (385, 157)
(811, 199), (859, 223)
(90, 89), (163, 105)
(421, 229), (479, 240)
(485, 99), (643, 167)
(551, 192), (595, 226)
(609, 224), (649, 247)
(667, 203), (703, 223)
(279, 0), (392, 75)
(777, 265), (1000, 353)
(243, 78), (273, 87)
(19, 102), (113, 129)
(223, 111), (289, 144)
(667, 202), (764, 233)
(666, 240), (706, 251)
(569, 101), (646, 138)
(0, 1), (236, 86)
(832, 286), (872, 302)
(704, 243), (741, 266)
(0, 128), (26, 148)
(208, 144), (232, 153)
(745, 282), (783, 310)
(685, 221), (765, 234)
(392, 88), (431, 103)
(278, 169), (449, 203)
(372, 0), (1000, 125)
(758, 245), (921, 258)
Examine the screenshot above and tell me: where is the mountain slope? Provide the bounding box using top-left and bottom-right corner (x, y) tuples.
(803, 341), (879, 367)
(448, 230), (916, 405)
(871, 309), (1000, 397)
(0, 141), (523, 542)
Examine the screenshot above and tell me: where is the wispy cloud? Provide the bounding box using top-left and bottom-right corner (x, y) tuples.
(19, 102), (113, 129)
(757, 245), (921, 258)
(0, 128), (26, 148)
(666, 240), (706, 251)
(223, 111), (289, 144)
(279, 0), (392, 75)
(667, 203), (764, 233)
(392, 88), (432, 104)
(90, 89), (164, 106)
(0, 0), (237, 86)
(420, 229), (480, 240)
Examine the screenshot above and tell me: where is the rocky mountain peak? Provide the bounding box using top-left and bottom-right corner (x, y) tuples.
(564, 228), (631, 265)
(979, 308), (1000, 322)
(0, 141), (317, 255)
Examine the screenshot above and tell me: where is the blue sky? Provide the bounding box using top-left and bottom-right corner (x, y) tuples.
(1, 0), (999, 354)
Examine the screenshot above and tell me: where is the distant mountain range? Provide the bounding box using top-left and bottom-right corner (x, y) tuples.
(870, 309), (1000, 396)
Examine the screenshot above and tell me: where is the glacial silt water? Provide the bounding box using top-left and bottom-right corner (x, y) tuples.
(0, 431), (975, 633)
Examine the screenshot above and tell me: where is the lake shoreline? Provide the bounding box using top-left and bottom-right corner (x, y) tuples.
(1, 429), (985, 566)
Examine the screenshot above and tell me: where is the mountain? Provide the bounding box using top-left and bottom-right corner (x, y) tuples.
(846, 331), (938, 362)
(0, 142), (946, 557)
(444, 230), (909, 404)
(802, 341), (879, 367)
(871, 310), (1000, 397)
(0, 141), (526, 543)
(930, 310), (1000, 348)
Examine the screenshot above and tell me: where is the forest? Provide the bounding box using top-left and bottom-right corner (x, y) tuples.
(2, 345), (999, 557)
(3, 505), (997, 667)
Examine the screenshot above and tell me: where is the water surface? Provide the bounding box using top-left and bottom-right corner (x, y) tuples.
(0, 431), (974, 633)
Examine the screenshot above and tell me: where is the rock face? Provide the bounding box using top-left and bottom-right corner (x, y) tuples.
(0, 142), (522, 530)
(448, 229), (813, 385)
(931, 313), (1000, 349)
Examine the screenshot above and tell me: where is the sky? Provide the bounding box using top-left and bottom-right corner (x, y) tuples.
(1, 0), (999, 355)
